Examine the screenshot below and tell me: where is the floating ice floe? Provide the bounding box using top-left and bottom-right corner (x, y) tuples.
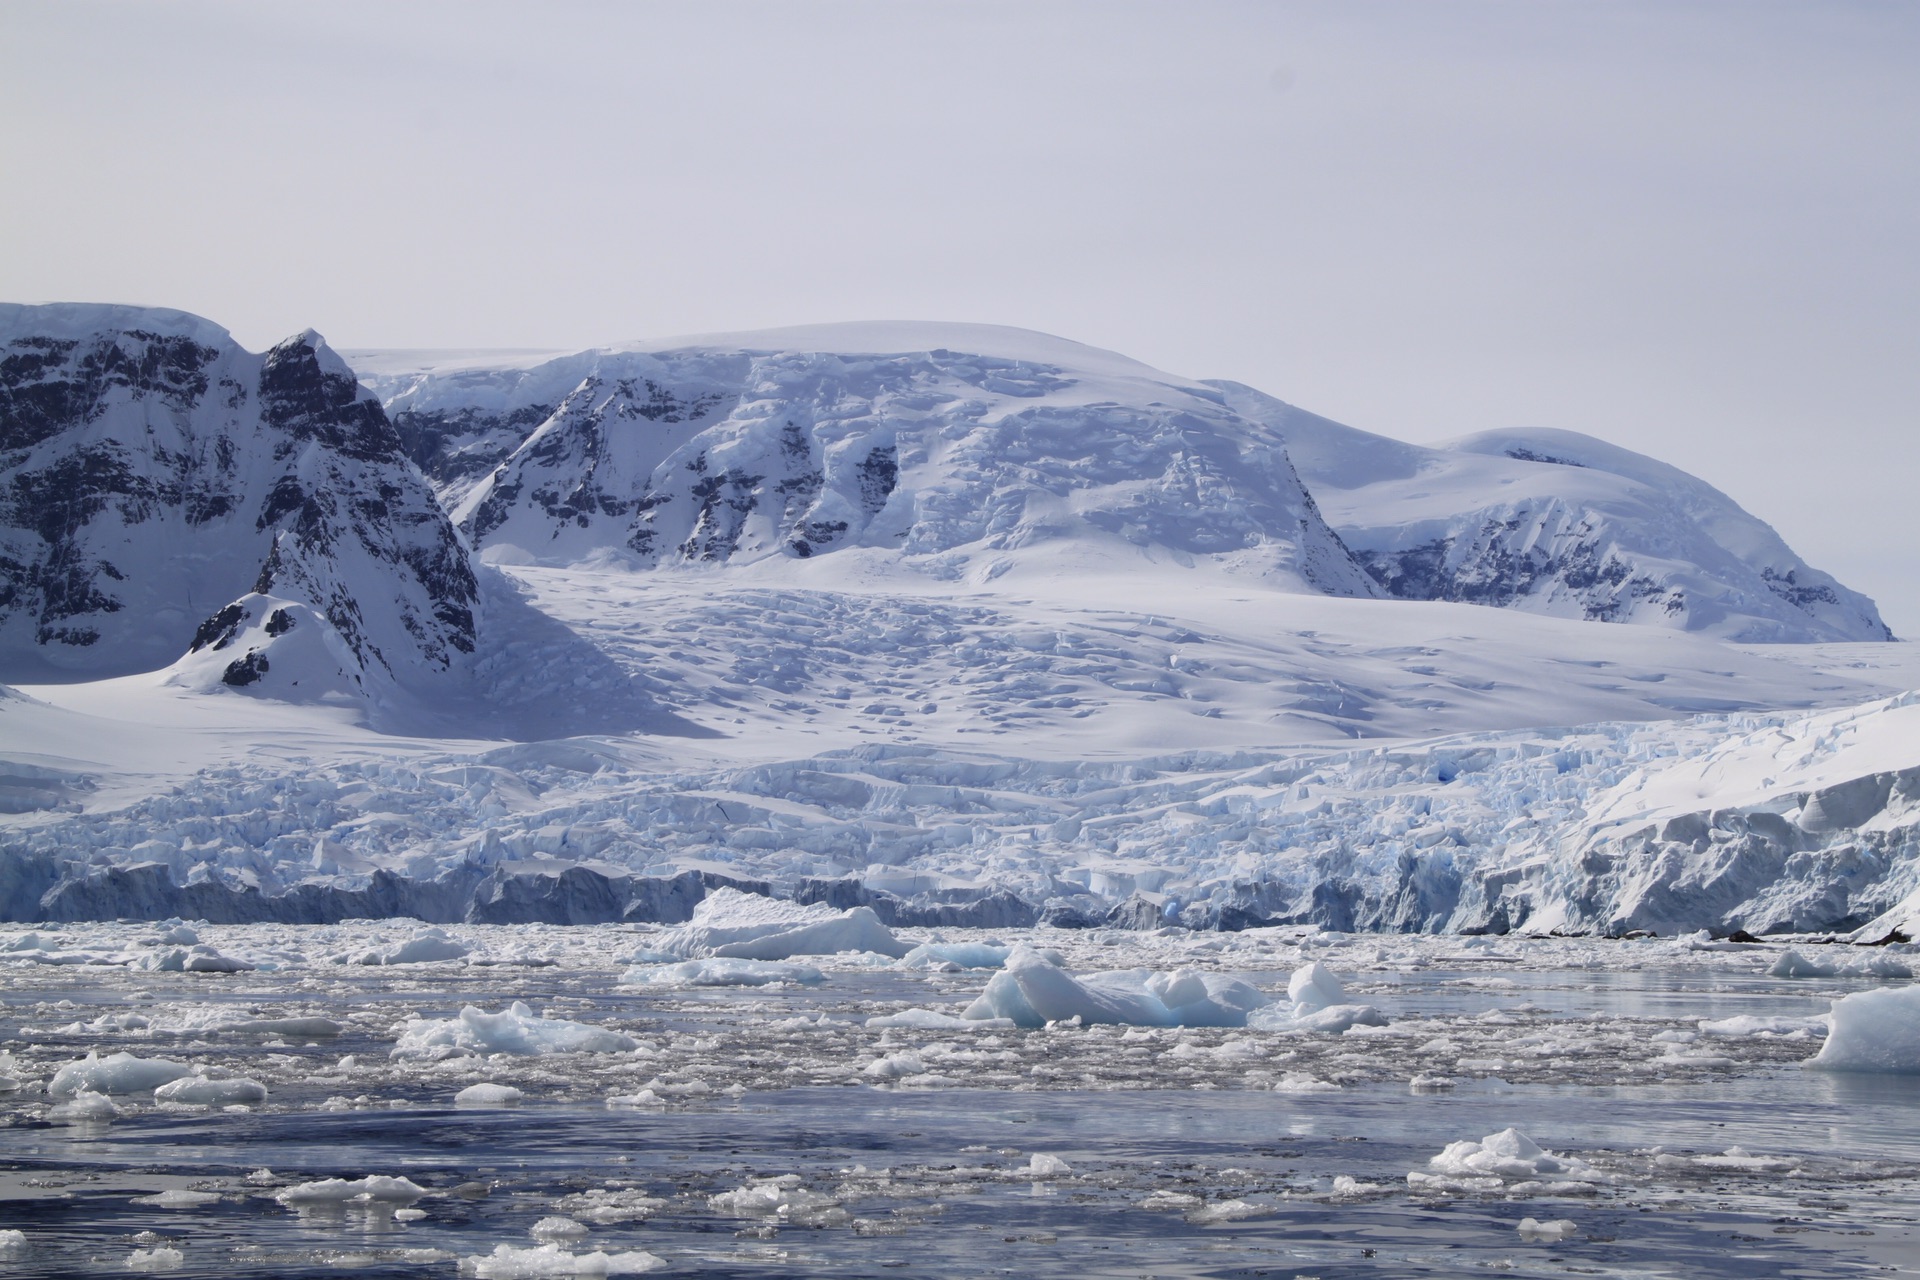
(455, 1082), (526, 1106)
(276, 1175), (429, 1208)
(1806, 985), (1920, 1072)
(0, 1229), (25, 1256)
(1026, 1153), (1072, 1178)
(1408, 1128), (1608, 1195)
(865, 1007), (1014, 1030)
(960, 945), (1269, 1028)
(1696, 1014), (1827, 1038)
(459, 1242), (662, 1276)
(139, 945), (256, 973)
(153, 1075), (268, 1105)
(708, 1175), (846, 1226)
(345, 927), (472, 966)
(1245, 961), (1389, 1033)
(1769, 948), (1912, 980)
(48, 1052), (193, 1097)
(650, 888), (909, 960)
(529, 1217), (589, 1240)
(392, 1002), (638, 1059)
(126, 1246), (184, 1271)
(52, 1091), (119, 1121)
(618, 957), (824, 987)
(897, 941), (1014, 970)
(1517, 1217), (1580, 1241)
(131, 1190), (220, 1208)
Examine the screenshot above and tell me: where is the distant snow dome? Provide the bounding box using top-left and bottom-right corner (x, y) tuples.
(353, 323), (1383, 599)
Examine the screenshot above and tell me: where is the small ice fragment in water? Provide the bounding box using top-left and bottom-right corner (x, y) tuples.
(126, 1247), (184, 1272)
(1518, 1217), (1580, 1241)
(276, 1175), (429, 1207)
(131, 1190), (219, 1208)
(0, 1229), (27, 1257)
(455, 1082), (526, 1106)
(460, 1242), (662, 1276)
(530, 1217), (589, 1240)
(1026, 1152), (1072, 1178)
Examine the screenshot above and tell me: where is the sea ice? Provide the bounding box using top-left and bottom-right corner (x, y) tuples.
(1518, 1217), (1580, 1241)
(1408, 1128), (1608, 1194)
(153, 1075), (268, 1105)
(961, 946), (1269, 1028)
(1245, 961), (1388, 1032)
(1769, 948), (1912, 979)
(651, 889), (909, 960)
(48, 1052), (193, 1096)
(459, 1242), (662, 1276)
(619, 958), (825, 987)
(125, 1246), (184, 1271)
(392, 1002), (638, 1058)
(348, 927), (472, 965)
(897, 942), (1013, 969)
(276, 1175), (429, 1207)
(131, 1190), (220, 1208)
(1806, 985), (1920, 1072)
(455, 1082), (527, 1106)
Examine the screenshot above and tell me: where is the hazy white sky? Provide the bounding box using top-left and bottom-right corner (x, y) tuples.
(5, 1), (1916, 632)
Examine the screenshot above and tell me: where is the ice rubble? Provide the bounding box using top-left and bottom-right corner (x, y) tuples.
(1769, 948), (1912, 979)
(391, 1002), (638, 1058)
(651, 889), (908, 960)
(960, 945), (1272, 1028)
(1806, 985), (1920, 1073)
(1408, 1128), (1608, 1194)
(459, 1243), (662, 1277)
(276, 1175), (429, 1207)
(619, 958), (825, 987)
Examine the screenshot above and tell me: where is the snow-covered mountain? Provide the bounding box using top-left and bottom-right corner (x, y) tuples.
(2, 305), (1915, 937)
(0, 304), (480, 698)
(354, 323), (1380, 598)
(1215, 383), (1890, 643)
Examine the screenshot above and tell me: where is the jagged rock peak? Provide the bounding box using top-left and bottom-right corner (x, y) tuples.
(0, 304), (480, 696)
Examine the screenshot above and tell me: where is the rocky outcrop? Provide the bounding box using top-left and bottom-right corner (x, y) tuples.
(0, 305), (480, 697)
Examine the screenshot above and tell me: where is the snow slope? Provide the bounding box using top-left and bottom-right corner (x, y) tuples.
(1215, 384), (1891, 643)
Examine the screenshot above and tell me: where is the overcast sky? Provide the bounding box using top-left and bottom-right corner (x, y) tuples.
(4, 1), (1916, 633)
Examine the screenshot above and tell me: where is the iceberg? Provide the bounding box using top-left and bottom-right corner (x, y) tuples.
(1806, 985), (1920, 1073)
(650, 889), (909, 960)
(960, 945), (1269, 1028)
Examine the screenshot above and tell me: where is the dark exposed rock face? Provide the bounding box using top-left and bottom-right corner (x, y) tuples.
(0, 305), (480, 689)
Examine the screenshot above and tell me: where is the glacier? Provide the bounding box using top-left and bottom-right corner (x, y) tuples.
(0, 306), (1915, 944)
